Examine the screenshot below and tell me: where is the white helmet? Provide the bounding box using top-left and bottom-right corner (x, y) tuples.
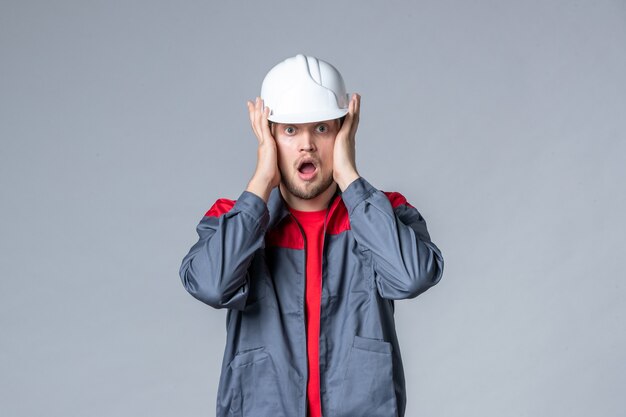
(260, 54), (349, 124)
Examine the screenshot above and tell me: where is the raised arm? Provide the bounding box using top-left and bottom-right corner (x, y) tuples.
(333, 94), (443, 299)
(342, 178), (444, 299)
(179, 97), (279, 309)
(179, 192), (269, 309)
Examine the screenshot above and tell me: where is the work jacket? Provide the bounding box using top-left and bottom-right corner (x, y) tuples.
(179, 177), (444, 417)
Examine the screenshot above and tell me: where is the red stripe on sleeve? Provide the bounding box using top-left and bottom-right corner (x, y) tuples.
(383, 191), (415, 209)
(204, 198), (236, 217)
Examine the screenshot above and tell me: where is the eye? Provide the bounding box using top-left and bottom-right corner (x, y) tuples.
(315, 124), (328, 133)
(284, 126), (296, 135)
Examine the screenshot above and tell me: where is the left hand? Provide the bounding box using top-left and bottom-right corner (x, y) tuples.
(333, 93), (361, 191)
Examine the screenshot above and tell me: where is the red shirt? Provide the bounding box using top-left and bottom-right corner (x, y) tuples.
(289, 207), (326, 417)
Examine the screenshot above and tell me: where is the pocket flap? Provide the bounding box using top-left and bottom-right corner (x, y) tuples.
(229, 346), (268, 368)
(352, 335), (392, 354)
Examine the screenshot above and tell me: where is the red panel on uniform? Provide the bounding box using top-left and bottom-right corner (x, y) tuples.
(266, 218), (305, 250)
(383, 191), (415, 209)
(204, 198), (236, 217)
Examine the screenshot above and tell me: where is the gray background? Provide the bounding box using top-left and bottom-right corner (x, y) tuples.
(1, 0), (624, 416)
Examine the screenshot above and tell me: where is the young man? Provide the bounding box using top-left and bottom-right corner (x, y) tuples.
(179, 54), (444, 417)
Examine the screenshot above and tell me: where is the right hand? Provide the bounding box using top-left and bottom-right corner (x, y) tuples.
(245, 97), (281, 202)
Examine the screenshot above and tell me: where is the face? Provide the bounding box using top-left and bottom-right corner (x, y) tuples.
(272, 119), (340, 202)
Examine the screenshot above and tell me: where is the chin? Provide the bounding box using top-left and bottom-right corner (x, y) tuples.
(283, 175), (334, 200)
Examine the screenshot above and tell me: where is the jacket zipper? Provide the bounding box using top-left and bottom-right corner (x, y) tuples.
(291, 194), (338, 417)
(318, 208), (329, 416)
(290, 214), (308, 417)
(320, 194), (340, 415)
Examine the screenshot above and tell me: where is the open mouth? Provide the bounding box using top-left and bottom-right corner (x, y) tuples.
(298, 162), (316, 174)
(297, 159), (318, 179)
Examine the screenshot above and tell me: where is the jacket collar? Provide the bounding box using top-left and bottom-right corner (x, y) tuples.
(267, 187), (290, 230)
(266, 186), (343, 230)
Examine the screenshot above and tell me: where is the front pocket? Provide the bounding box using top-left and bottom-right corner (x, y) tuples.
(227, 347), (285, 417)
(353, 335), (393, 354)
(336, 336), (398, 417)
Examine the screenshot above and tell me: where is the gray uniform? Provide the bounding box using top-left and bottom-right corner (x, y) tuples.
(179, 177), (444, 417)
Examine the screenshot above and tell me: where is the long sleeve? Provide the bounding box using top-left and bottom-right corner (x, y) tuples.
(341, 177), (444, 300)
(179, 190), (270, 310)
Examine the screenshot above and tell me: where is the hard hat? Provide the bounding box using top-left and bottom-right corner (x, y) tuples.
(260, 54), (349, 124)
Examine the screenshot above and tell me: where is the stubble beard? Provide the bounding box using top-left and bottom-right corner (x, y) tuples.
(281, 169), (335, 200)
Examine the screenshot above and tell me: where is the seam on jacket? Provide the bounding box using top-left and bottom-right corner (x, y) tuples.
(341, 177), (376, 215)
(230, 191), (270, 233)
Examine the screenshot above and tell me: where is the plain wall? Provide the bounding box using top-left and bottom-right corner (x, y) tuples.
(1, 1), (624, 416)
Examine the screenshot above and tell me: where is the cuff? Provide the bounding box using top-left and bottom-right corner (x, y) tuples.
(233, 190), (270, 231)
(340, 177), (377, 215)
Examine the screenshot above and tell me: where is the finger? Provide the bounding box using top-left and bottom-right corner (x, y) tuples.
(261, 104), (274, 141)
(247, 100), (256, 128)
(255, 98), (273, 144)
(248, 99), (262, 140)
(338, 111), (353, 137)
(253, 98), (268, 142)
(349, 94), (360, 137)
(257, 98), (268, 136)
(336, 93), (359, 138)
(253, 97), (264, 141)
(262, 104), (271, 127)
(348, 94), (358, 117)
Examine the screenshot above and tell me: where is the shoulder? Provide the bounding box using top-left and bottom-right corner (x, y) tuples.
(204, 198), (236, 217)
(382, 191), (415, 209)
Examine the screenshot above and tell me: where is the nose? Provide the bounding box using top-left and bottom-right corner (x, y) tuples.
(299, 130), (316, 152)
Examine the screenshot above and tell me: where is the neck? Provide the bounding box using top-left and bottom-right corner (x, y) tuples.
(280, 182), (338, 212)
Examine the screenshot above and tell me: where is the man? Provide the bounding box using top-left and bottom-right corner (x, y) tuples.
(179, 54), (444, 417)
